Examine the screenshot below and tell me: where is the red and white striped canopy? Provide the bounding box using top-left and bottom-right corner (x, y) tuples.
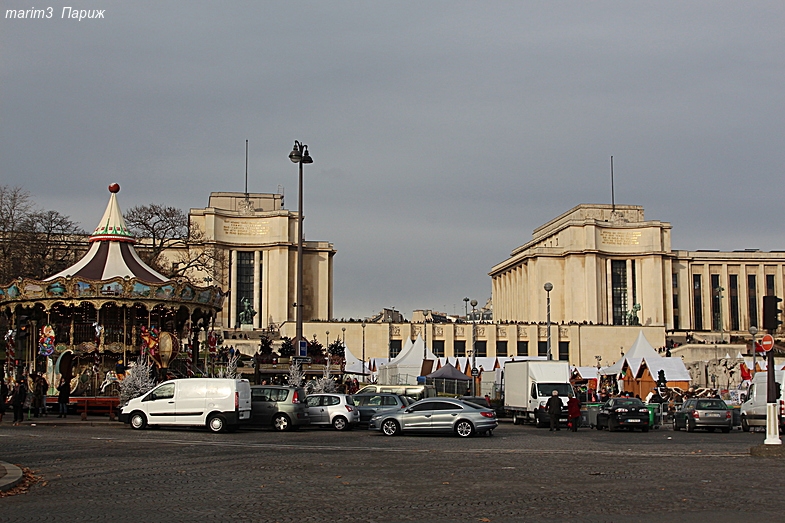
(46, 184), (168, 284)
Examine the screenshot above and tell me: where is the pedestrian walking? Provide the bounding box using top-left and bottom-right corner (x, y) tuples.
(11, 379), (27, 426)
(567, 396), (581, 432)
(34, 374), (48, 417)
(57, 377), (70, 418)
(547, 390), (562, 431)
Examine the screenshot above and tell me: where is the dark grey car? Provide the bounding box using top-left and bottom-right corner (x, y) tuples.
(673, 398), (732, 433)
(352, 393), (413, 425)
(249, 385), (309, 431)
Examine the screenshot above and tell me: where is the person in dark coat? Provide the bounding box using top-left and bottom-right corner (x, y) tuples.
(11, 379), (28, 426)
(567, 396), (581, 432)
(546, 390), (562, 432)
(57, 377), (70, 418)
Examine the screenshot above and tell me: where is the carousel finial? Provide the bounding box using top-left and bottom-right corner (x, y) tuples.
(108, 183), (120, 193)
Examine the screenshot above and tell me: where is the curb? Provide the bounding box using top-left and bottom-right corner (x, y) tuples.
(750, 444), (785, 458)
(0, 461), (24, 492)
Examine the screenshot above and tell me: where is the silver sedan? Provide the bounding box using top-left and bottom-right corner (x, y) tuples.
(369, 397), (497, 438)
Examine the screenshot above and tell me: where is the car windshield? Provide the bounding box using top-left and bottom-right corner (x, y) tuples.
(536, 384), (573, 397)
(696, 400), (728, 410)
(613, 398), (644, 407)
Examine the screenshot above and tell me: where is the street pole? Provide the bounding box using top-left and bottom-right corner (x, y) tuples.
(544, 283), (553, 360)
(749, 325), (757, 377)
(361, 320), (366, 381)
(289, 141), (312, 357)
(470, 299), (478, 396)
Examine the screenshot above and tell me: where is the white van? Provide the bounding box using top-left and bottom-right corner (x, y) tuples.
(740, 370), (785, 432)
(119, 378), (252, 433)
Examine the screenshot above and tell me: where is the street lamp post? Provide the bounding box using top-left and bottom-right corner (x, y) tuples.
(544, 282), (553, 360)
(749, 325), (758, 377)
(289, 140), (313, 356)
(715, 286), (725, 343)
(470, 299), (478, 396)
(463, 297), (469, 322)
(361, 320), (366, 380)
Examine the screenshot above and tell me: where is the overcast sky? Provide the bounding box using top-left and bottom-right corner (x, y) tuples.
(2, 1), (784, 319)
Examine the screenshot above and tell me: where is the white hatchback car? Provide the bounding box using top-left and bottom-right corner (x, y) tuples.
(306, 393), (360, 431)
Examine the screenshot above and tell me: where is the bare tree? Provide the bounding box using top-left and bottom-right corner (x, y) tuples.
(123, 204), (189, 274)
(0, 185), (86, 282)
(124, 205), (226, 283)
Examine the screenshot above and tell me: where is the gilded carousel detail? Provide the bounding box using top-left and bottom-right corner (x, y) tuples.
(0, 184), (224, 399)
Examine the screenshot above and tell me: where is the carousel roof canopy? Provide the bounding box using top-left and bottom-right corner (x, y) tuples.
(46, 184), (168, 284)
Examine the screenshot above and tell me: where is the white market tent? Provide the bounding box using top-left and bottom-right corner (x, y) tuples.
(377, 335), (437, 385)
(342, 344), (371, 377)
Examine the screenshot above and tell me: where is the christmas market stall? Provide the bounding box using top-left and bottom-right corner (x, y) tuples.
(0, 184), (224, 403)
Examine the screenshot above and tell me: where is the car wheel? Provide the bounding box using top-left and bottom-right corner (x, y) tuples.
(272, 414), (291, 432)
(207, 414), (226, 433)
(381, 419), (399, 436)
(512, 412), (520, 425)
(673, 419), (680, 431)
(687, 420), (695, 433)
(741, 417), (750, 432)
(130, 411), (147, 430)
(455, 420), (475, 438)
(332, 416), (349, 431)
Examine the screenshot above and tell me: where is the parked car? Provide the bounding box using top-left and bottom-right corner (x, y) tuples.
(249, 385), (309, 431)
(369, 398), (497, 438)
(355, 384), (436, 401)
(352, 393), (413, 425)
(306, 393), (360, 430)
(673, 398), (732, 433)
(120, 378), (251, 433)
(460, 396), (492, 408)
(595, 397), (650, 432)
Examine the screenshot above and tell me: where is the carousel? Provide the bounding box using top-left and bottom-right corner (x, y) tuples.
(1, 183), (224, 398)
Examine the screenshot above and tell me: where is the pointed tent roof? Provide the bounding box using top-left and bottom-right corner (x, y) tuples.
(626, 331), (660, 360)
(427, 362), (470, 380)
(46, 184), (168, 284)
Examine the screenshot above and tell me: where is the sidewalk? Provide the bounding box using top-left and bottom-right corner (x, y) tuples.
(0, 461), (23, 492)
(3, 415), (123, 427)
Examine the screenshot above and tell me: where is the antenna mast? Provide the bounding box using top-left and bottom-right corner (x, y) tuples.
(245, 139), (249, 198)
(610, 155), (615, 212)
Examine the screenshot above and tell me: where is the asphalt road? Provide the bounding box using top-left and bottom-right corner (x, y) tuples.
(1, 420), (781, 523)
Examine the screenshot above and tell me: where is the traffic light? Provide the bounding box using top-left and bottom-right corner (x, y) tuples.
(762, 295), (782, 332)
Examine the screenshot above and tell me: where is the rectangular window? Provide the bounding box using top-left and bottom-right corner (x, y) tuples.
(748, 274), (758, 328)
(558, 341), (569, 362)
(474, 341), (487, 358)
(672, 273), (680, 330)
(766, 274), (775, 296)
(496, 340), (508, 357)
(453, 340), (466, 357)
(729, 275), (740, 331)
(432, 340), (444, 358)
(516, 341), (528, 356)
(711, 274), (721, 331)
(236, 251), (255, 326)
(611, 260), (628, 325)
(538, 341), (548, 358)
(389, 339), (402, 359)
(631, 260), (637, 306)
(693, 274), (703, 330)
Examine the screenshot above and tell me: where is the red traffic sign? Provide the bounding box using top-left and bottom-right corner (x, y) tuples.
(760, 334), (775, 352)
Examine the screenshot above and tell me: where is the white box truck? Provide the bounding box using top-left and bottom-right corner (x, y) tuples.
(504, 360), (573, 427)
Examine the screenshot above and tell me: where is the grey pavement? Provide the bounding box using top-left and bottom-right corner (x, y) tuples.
(1, 419), (783, 522)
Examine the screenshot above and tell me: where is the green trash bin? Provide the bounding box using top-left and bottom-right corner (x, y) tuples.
(646, 404), (660, 427)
